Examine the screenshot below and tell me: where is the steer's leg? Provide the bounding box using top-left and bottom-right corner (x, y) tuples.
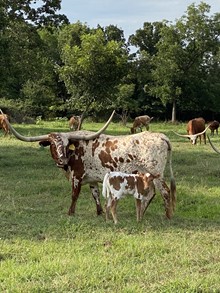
(68, 179), (82, 215)
(141, 192), (156, 219)
(154, 178), (173, 219)
(135, 199), (141, 222)
(90, 183), (103, 215)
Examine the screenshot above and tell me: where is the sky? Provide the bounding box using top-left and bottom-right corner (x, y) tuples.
(59, 0), (219, 39)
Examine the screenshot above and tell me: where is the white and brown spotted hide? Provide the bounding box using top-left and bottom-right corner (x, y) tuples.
(102, 171), (158, 224)
(59, 131), (176, 219)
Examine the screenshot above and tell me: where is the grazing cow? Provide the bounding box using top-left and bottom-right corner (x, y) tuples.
(209, 120), (219, 136)
(0, 114), (10, 136)
(102, 171), (159, 224)
(130, 115), (153, 134)
(173, 118), (210, 145)
(69, 115), (80, 130)
(1, 109), (176, 219)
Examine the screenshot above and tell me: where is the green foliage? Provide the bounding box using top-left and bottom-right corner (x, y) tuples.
(0, 121), (220, 291)
(58, 27), (129, 113)
(0, 2), (220, 121)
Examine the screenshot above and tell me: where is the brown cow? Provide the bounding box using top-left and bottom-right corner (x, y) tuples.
(130, 115), (153, 134)
(173, 118), (210, 145)
(69, 115), (80, 130)
(209, 120), (219, 136)
(102, 171), (159, 224)
(1, 109), (176, 220)
(0, 114), (10, 136)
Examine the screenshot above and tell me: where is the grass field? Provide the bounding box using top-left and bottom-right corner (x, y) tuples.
(0, 119), (220, 292)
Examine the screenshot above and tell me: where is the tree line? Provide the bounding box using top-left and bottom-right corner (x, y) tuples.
(0, 0), (219, 123)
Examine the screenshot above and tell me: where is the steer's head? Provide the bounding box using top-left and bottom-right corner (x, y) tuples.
(173, 124), (210, 145)
(39, 133), (71, 169)
(0, 109), (115, 170)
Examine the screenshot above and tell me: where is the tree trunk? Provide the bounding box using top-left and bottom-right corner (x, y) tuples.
(171, 99), (176, 123)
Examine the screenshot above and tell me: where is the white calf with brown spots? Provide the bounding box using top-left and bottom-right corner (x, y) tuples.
(102, 171), (159, 224)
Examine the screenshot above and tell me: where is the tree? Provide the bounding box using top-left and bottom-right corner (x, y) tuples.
(149, 2), (220, 122)
(57, 27), (129, 118)
(3, 0), (68, 27)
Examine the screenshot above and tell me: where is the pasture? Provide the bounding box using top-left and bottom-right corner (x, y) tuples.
(0, 119), (220, 292)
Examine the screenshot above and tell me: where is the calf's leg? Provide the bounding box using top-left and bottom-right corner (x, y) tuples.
(111, 199), (119, 224)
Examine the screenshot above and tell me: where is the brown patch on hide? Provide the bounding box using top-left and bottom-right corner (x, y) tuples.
(99, 150), (117, 170)
(104, 139), (118, 153)
(92, 139), (100, 156)
(128, 154), (133, 160)
(109, 176), (124, 190)
(69, 145), (85, 177)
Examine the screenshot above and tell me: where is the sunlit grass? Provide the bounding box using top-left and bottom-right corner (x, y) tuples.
(0, 120), (220, 292)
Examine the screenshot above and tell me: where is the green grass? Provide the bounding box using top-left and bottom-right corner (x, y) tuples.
(1, 120), (220, 292)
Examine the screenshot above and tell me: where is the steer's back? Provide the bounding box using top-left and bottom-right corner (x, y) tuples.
(76, 131), (169, 184)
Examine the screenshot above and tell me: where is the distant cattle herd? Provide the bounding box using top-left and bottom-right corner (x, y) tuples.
(1, 110), (220, 224)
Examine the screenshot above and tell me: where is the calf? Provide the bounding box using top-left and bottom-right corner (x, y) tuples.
(102, 171), (159, 224)
(0, 114), (10, 136)
(209, 120), (219, 136)
(130, 115), (153, 134)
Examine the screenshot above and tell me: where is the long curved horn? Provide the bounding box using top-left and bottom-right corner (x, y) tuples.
(172, 131), (191, 139)
(67, 110), (115, 140)
(173, 124), (211, 140)
(207, 135), (220, 154)
(0, 109), (115, 142)
(0, 109), (49, 142)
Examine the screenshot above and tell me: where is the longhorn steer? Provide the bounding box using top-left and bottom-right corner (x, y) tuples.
(173, 118), (210, 145)
(1, 110), (176, 219)
(0, 114), (10, 136)
(102, 171), (159, 224)
(130, 115), (153, 134)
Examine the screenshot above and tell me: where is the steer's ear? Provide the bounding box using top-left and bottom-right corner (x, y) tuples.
(39, 140), (51, 147)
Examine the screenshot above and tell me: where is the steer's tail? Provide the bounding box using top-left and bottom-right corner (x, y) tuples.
(102, 173), (110, 199)
(164, 139), (176, 212)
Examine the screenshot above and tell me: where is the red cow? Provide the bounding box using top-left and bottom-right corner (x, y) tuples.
(69, 115), (80, 130)
(173, 118), (210, 145)
(209, 120), (219, 136)
(0, 114), (10, 136)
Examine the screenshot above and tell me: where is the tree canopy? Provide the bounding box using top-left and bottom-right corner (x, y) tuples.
(0, 1), (219, 122)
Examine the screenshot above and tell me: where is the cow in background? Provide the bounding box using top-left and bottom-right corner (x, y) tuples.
(130, 115), (153, 134)
(209, 120), (219, 136)
(173, 117), (210, 145)
(69, 115), (80, 131)
(102, 171), (159, 224)
(0, 114), (10, 136)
